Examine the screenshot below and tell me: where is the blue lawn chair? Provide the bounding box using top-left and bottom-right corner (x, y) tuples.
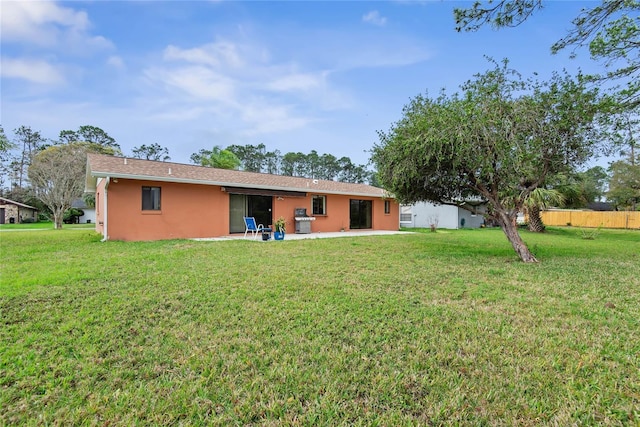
(243, 217), (272, 239)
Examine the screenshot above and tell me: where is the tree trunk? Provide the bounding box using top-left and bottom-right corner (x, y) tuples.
(527, 206), (546, 232)
(53, 209), (64, 229)
(498, 212), (539, 263)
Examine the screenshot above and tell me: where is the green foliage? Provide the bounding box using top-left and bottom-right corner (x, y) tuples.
(83, 193), (96, 208)
(524, 188), (565, 232)
(1, 229), (639, 424)
(274, 216), (287, 233)
(580, 225), (603, 240)
(607, 156), (640, 210)
(455, 0), (640, 108)
(372, 59), (602, 261)
(58, 125), (121, 153)
(226, 143), (269, 172)
(9, 125), (47, 190)
(131, 143), (170, 161)
(544, 168), (608, 209)
(374, 60), (600, 205)
(63, 208), (85, 224)
(0, 125), (15, 158)
(219, 144), (373, 183)
(454, 0), (543, 32)
(552, 1), (640, 108)
(191, 146), (241, 170)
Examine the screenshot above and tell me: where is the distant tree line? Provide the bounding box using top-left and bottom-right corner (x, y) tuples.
(0, 122), (635, 229)
(190, 143), (376, 184)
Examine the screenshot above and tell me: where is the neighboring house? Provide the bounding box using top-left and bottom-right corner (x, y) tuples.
(71, 198), (96, 224)
(0, 197), (38, 224)
(85, 154), (399, 241)
(400, 201), (486, 229)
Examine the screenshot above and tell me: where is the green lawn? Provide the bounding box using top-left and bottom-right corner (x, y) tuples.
(0, 222), (94, 230)
(1, 228), (638, 425)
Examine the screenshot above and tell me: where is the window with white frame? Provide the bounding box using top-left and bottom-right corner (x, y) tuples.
(312, 195), (326, 215)
(400, 205), (413, 222)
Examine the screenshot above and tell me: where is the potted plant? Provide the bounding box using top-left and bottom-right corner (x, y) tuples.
(274, 216), (286, 240)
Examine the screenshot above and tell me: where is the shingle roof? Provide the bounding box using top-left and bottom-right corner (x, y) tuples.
(86, 154), (389, 198)
(0, 197), (38, 210)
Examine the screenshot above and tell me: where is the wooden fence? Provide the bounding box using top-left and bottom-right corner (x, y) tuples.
(540, 210), (640, 229)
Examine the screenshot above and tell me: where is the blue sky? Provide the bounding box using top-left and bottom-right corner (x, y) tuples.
(1, 1), (609, 169)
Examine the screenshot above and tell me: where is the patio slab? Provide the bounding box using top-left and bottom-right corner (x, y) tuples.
(193, 230), (413, 241)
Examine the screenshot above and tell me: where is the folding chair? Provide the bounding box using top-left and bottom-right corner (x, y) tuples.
(243, 217), (272, 239)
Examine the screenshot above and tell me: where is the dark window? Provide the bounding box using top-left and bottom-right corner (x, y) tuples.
(384, 200), (391, 214)
(142, 186), (161, 210)
(312, 195), (326, 215)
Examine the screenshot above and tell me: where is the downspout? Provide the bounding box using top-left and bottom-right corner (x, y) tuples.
(101, 177), (110, 242)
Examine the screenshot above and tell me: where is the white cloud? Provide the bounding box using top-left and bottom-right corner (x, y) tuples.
(267, 72), (325, 92)
(0, 57), (65, 85)
(240, 103), (313, 135)
(144, 66), (236, 102)
(143, 33), (386, 137)
(362, 11), (387, 27)
(163, 41), (244, 69)
(107, 55), (125, 69)
(2, 1), (87, 44)
(1, 1), (113, 51)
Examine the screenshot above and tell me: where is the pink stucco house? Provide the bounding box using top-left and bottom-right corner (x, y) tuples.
(85, 154), (399, 241)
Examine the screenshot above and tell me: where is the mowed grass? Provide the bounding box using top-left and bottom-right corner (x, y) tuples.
(1, 228), (638, 426)
(0, 222), (94, 230)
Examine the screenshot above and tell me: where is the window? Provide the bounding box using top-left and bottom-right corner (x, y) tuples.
(400, 205), (413, 222)
(312, 195), (326, 215)
(384, 200), (391, 214)
(142, 186), (161, 211)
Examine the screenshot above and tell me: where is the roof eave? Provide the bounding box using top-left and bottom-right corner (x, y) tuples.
(89, 171), (389, 198)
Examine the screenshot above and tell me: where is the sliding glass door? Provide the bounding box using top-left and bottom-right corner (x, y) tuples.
(229, 194), (273, 233)
(350, 199), (372, 229)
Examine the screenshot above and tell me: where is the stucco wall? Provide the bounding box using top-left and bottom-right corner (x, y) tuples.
(97, 178), (399, 241)
(458, 208), (485, 228)
(272, 193), (398, 234)
(105, 179), (229, 241)
(408, 203), (460, 229)
(402, 202), (485, 229)
(78, 208), (96, 224)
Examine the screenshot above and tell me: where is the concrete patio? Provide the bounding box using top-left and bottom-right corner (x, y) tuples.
(193, 230), (413, 241)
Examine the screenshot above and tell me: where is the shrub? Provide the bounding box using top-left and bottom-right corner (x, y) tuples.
(63, 208), (84, 224)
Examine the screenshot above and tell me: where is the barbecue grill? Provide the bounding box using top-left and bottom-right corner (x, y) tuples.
(294, 207), (316, 234)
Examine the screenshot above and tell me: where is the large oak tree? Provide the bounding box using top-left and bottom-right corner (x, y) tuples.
(372, 61), (602, 262)
(28, 143), (116, 229)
